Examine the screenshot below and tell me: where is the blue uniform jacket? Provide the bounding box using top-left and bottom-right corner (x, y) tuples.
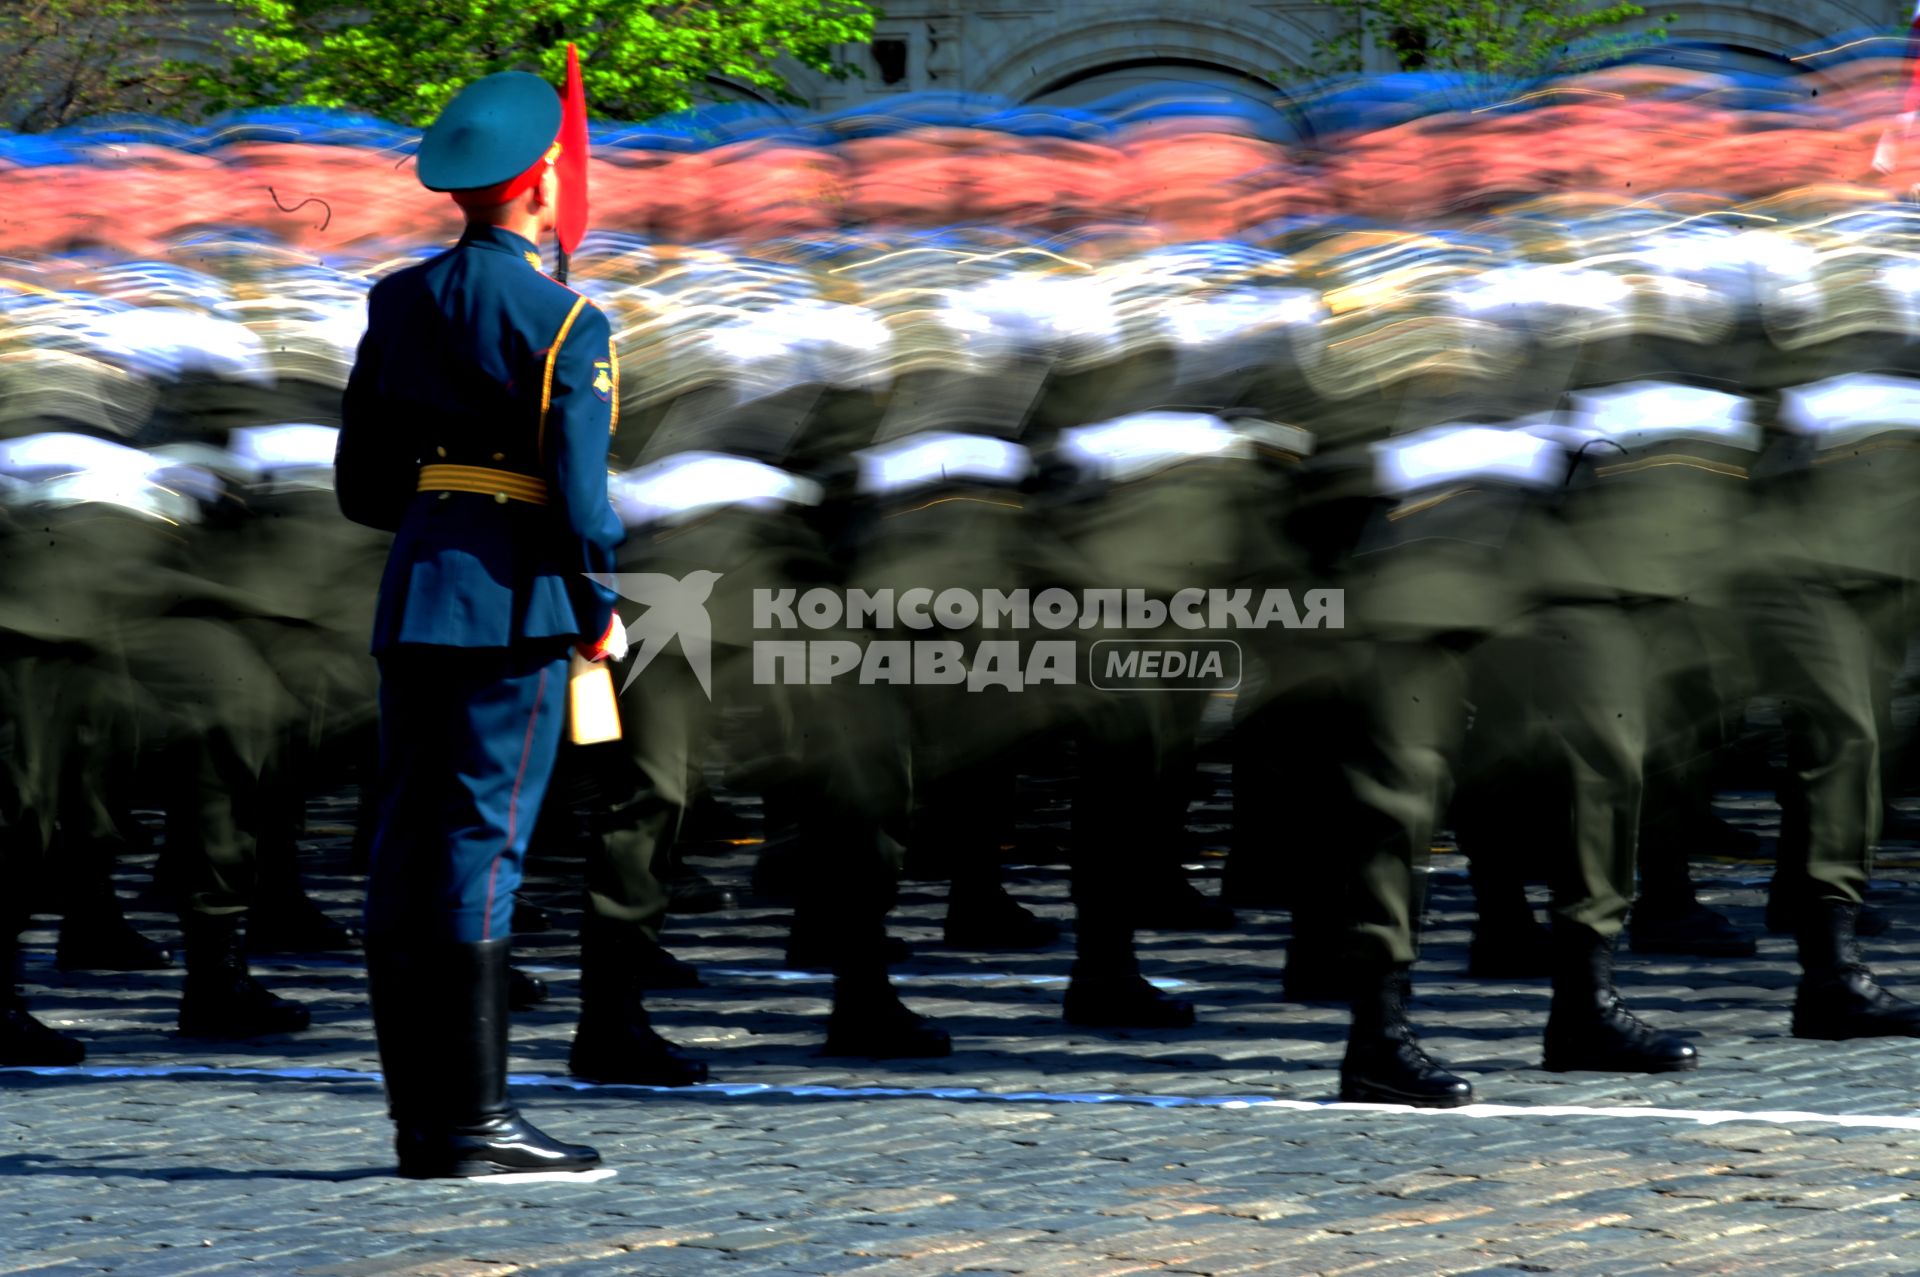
(337, 224), (625, 651)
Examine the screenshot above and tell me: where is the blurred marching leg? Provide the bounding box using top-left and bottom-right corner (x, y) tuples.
(1743, 580), (1920, 1038)
(1130, 725), (1235, 933)
(0, 928), (82, 1067)
(565, 664), (707, 1081)
(1334, 641), (1472, 1106)
(1063, 712), (1195, 1030)
(938, 758), (1058, 951)
(247, 753), (360, 954)
(569, 912), (708, 1085)
(1526, 605), (1696, 1073)
(1627, 604), (1754, 958)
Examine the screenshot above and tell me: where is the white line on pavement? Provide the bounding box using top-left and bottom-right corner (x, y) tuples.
(7, 1064), (1920, 1133)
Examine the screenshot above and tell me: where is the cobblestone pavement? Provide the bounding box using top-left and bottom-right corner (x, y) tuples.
(9, 781), (1920, 1275)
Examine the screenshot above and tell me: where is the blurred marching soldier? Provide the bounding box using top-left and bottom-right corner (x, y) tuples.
(339, 64), (623, 1178)
(1458, 384), (1754, 1076)
(1736, 373), (1920, 1038)
(0, 431), (313, 1047)
(566, 301), (948, 1065)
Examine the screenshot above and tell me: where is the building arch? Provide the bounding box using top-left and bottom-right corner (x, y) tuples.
(1025, 56), (1288, 108)
(690, 76), (786, 109)
(1622, 1), (1880, 56)
(970, 5), (1316, 105)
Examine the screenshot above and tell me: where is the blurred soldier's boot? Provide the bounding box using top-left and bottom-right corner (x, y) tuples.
(177, 913), (310, 1037)
(1133, 873), (1236, 932)
(1627, 893), (1756, 959)
(248, 863), (359, 954)
(1465, 854), (1551, 978)
(247, 823), (360, 954)
(55, 911), (173, 972)
(751, 834), (804, 907)
(1541, 927), (1698, 1073)
(1281, 933), (1352, 1003)
(374, 938), (601, 1178)
(1791, 902), (1920, 1040)
(787, 918), (910, 969)
(0, 997), (83, 1066)
(664, 870), (736, 916)
(632, 935), (705, 990)
(1063, 918), (1195, 1029)
(823, 972), (951, 1058)
(569, 925), (707, 1085)
(1063, 958), (1197, 1029)
(944, 880), (1060, 951)
(1466, 917), (1553, 979)
(1220, 858), (1290, 909)
(53, 840), (173, 971)
(1766, 875), (1889, 937)
(1339, 966), (1472, 1108)
(248, 889), (360, 955)
(1, 939), (84, 1066)
(507, 967), (548, 1009)
(510, 895), (552, 935)
(819, 914), (949, 1058)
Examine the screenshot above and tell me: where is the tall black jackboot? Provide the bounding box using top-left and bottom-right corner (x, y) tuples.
(365, 940), (419, 1123)
(394, 939), (601, 1179)
(1339, 966), (1471, 1108)
(1541, 926), (1697, 1073)
(1791, 901), (1920, 1040)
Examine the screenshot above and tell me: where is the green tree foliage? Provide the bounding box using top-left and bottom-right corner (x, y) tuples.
(185, 0), (878, 126)
(1316, 0), (1664, 78)
(1, 0), (194, 130)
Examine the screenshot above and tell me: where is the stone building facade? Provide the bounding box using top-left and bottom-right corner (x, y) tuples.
(163, 1), (1906, 117)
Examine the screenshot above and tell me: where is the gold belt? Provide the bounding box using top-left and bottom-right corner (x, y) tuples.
(416, 464), (548, 506)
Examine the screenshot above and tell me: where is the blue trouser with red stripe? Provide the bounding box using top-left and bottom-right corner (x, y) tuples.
(365, 643), (569, 944)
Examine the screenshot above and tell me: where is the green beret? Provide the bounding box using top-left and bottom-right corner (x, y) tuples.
(416, 71), (563, 193)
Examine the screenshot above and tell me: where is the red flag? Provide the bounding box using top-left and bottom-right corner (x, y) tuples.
(556, 43), (590, 259)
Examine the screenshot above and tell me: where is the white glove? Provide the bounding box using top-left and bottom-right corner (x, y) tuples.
(603, 612), (630, 663)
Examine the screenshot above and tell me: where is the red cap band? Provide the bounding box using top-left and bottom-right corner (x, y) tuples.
(450, 138), (563, 210)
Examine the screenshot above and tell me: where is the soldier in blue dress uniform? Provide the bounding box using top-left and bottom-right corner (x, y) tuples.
(337, 69), (631, 1179)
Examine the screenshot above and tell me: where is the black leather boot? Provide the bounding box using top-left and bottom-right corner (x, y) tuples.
(1542, 926), (1697, 1073)
(1063, 956), (1196, 1029)
(366, 940), (421, 1123)
(55, 910), (174, 972)
(177, 913), (310, 1037)
(631, 934), (705, 990)
(823, 972), (952, 1058)
(1791, 901), (1920, 1040)
(944, 881), (1061, 951)
(569, 926), (707, 1086)
(395, 939), (601, 1179)
(1133, 875), (1237, 932)
(1064, 909), (1196, 1027)
(2, 937), (84, 1066)
(1339, 967), (1472, 1108)
(246, 890), (360, 955)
